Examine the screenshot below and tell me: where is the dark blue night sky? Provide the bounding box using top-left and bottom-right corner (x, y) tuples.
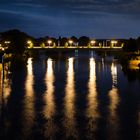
(0, 0), (140, 38)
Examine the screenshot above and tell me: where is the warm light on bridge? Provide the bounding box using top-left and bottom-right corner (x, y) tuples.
(4, 41), (11, 44)
(27, 40), (33, 48)
(111, 40), (118, 47)
(111, 40), (118, 44)
(47, 40), (52, 46)
(0, 44), (5, 51)
(27, 40), (32, 44)
(90, 40), (96, 45)
(0, 44), (3, 51)
(68, 40), (73, 46)
(26, 39), (123, 49)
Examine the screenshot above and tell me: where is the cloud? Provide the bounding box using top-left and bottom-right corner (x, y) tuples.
(0, 0), (140, 38)
(0, 10), (24, 32)
(64, 0), (140, 16)
(1, 0), (140, 16)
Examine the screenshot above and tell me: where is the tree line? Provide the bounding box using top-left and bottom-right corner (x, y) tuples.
(123, 37), (140, 52)
(0, 29), (140, 54)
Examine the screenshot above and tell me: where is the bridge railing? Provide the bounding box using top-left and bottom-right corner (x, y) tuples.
(27, 46), (122, 49)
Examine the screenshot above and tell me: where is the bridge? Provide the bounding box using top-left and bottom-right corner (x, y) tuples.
(26, 46), (122, 52)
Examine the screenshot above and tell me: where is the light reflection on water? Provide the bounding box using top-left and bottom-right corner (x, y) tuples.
(0, 63), (11, 106)
(108, 62), (120, 140)
(0, 64), (3, 118)
(23, 58), (35, 139)
(43, 58), (56, 138)
(2, 80), (11, 106)
(86, 57), (99, 139)
(0, 52), (140, 140)
(63, 57), (78, 139)
(43, 58), (55, 119)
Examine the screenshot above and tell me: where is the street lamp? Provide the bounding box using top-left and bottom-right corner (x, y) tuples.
(4, 41), (10, 44)
(68, 40), (73, 47)
(4, 41), (11, 49)
(90, 40), (96, 47)
(47, 40), (52, 47)
(111, 40), (118, 48)
(27, 40), (33, 48)
(0, 44), (5, 51)
(27, 40), (32, 44)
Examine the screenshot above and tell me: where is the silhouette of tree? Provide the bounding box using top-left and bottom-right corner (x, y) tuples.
(78, 36), (90, 46)
(0, 29), (33, 54)
(123, 38), (137, 52)
(70, 36), (78, 46)
(136, 37), (140, 51)
(60, 37), (68, 46)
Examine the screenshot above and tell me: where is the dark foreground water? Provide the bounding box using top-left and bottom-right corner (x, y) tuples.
(0, 51), (140, 140)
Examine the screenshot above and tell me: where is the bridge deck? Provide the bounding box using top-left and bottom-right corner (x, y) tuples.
(27, 46), (122, 51)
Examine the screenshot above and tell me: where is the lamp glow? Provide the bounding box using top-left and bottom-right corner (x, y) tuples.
(27, 40), (33, 48)
(68, 40), (73, 46)
(90, 40), (96, 45)
(5, 41), (10, 44)
(47, 40), (52, 46)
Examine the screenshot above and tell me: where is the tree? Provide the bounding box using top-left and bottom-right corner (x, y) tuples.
(60, 37), (68, 46)
(78, 36), (90, 46)
(123, 38), (137, 52)
(0, 29), (33, 54)
(136, 37), (140, 51)
(70, 36), (78, 46)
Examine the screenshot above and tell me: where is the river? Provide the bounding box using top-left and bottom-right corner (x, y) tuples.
(0, 50), (140, 140)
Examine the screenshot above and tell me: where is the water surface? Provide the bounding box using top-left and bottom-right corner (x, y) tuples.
(0, 51), (140, 140)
